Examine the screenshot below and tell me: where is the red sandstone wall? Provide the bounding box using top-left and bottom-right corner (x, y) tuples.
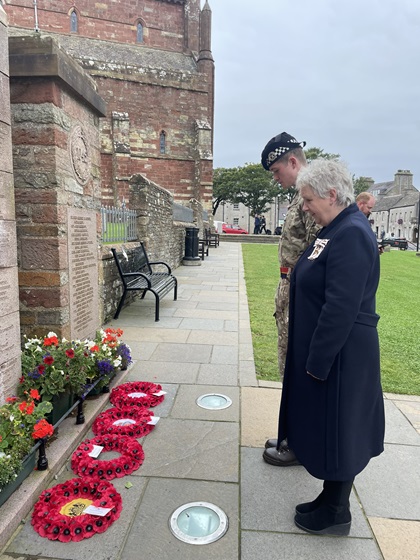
(5, 0), (188, 51)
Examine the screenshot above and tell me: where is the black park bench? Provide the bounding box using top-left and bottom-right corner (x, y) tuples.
(111, 243), (178, 321)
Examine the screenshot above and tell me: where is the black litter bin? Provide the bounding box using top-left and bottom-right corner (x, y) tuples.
(184, 227), (200, 262)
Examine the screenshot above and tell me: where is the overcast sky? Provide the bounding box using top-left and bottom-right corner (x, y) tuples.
(208, 0), (420, 187)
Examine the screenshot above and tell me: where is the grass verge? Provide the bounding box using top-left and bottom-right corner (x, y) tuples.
(242, 244), (420, 395)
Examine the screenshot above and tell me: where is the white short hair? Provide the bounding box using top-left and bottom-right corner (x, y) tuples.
(296, 159), (355, 206)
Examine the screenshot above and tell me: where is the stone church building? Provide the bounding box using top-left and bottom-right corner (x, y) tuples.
(0, 0), (214, 400)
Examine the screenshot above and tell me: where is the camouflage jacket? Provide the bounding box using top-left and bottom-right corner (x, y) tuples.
(278, 193), (320, 268)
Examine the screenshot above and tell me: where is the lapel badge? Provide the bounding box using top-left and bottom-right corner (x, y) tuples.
(308, 239), (329, 260)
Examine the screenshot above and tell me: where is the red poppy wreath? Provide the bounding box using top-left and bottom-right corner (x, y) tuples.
(110, 381), (165, 409)
(71, 434), (144, 480)
(32, 478), (122, 542)
(92, 406), (156, 438)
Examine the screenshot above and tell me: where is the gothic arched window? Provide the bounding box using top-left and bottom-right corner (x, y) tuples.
(160, 131), (166, 154)
(137, 22), (144, 43)
(70, 11), (78, 33)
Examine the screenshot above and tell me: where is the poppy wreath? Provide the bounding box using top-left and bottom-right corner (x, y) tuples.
(110, 381), (164, 409)
(31, 477), (122, 542)
(71, 434), (145, 480)
(92, 406), (155, 438)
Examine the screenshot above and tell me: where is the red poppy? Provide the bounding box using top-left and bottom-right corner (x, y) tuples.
(92, 406), (155, 438)
(65, 349), (75, 358)
(110, 381), (164, 409)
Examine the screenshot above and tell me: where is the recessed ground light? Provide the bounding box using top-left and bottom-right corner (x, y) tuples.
(196, 393), (232, 410)
(169, 502), (228, 545)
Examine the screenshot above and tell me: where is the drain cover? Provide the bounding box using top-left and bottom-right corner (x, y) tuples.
(169, 502), (228, 545)
(196, 393), (232, 410)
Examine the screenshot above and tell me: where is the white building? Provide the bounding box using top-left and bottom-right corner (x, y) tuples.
(368, 170), (420, 242)
(214, 199), (289, 234)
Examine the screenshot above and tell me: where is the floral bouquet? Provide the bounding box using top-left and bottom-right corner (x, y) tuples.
(19, 333), (97, 401)
(0, 390), (53, 490)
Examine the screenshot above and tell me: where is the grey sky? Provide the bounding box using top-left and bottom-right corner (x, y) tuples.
(209, 0), (420, 186)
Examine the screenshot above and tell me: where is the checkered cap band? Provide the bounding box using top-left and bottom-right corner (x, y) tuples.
(266, 146), (289, 166)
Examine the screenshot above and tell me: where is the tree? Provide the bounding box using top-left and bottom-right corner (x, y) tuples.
(353, 176), (373, 196)
(212, 163), (279, 216)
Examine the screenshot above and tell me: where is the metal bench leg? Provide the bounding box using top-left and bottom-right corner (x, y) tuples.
(174, 279), (178, 301)
(114, 289), (128, 319)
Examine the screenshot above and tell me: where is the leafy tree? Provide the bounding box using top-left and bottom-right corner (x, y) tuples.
(212, 163), (279, 216)
(353, 176), (373, 196)
(304, 147), (340, 162)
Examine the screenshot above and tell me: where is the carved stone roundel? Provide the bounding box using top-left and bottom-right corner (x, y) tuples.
(69, 125), (90, 185)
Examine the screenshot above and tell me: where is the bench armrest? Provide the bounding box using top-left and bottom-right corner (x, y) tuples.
(120, 271), (152, 288)
(148, 261), (172, 274)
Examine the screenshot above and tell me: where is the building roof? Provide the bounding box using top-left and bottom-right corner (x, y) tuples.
(373, 191), (420, 212)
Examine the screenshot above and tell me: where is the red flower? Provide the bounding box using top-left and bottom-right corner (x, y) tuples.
(65, 349), (75, 358)
(6, 396), (18, 403)
(90, 345), (99, 353)
(26, 402), (35, 415)
(19, 401), (27, 412)
(30, 389), (41, 400)
(32, 419), (54, 440)
(37, 365), (46, 375)
(43, 336), (59, 347)
(43, 355), (54, 365)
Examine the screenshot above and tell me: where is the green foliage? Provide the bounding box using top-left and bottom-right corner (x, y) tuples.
(353, 176), (373, 196)
(213, 163), (280, 216)
(242, 244), (420, 395)
(304, 147), (340, 162)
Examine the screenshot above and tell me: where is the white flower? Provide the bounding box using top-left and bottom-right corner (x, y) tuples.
(9, 415), (14, 421)
(113, 358), (122, 368)
(47, 331), (58, 338)
(60, 370), (65, 376)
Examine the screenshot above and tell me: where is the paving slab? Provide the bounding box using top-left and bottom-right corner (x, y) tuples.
(241, 387), (280, 447)
(210, 345), (238, 365)
(394, 399), (420, 434)
(121, 478), (239, 560)
(354, 443), (420, 519)
(127, 360), (199, 384)
(241, 530), (383, 560)
(196, 301), (238, 311)
(122, 340), (158, 360)
(240, 448), (372, 538)
(384, 399), (420, 444)
(6, 473), (147, 560)
(170, 384), (239, 422)
(368, 517), (420, 560)
(178, 318), (225, 331)
(173, 308), (238, 320)
(138, 418), (239, 482)
(149, 342), (212, 363)
(187, 330), (238, 345)
(109, 326), (190, 343)
(197, 364), (238, 386)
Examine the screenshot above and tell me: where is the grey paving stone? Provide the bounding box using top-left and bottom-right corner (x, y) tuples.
(224, 320), (239, 331)
(127, 360), (199, 384)
(240, 448), (373, 538)
(123, 340), (158, 360)
(7, 474), (147, 560)
(178, 317), (225, 331)
(241, 530), (383, 560)
(384, 399), (420, 444)
(187, 331), (238, 345)
(173, 308), (237, 320)
(121, 478), (239, 560)
(355, 443), (420, 519)
(138, 418), (239, 482)
(197, 301), (238, 311)
(108, 326), (190, 343)
(150, 342), (212, 363)
(210, 345), (238, 365)
(171, 384), (239, 422)
(197, 364), (238, 386)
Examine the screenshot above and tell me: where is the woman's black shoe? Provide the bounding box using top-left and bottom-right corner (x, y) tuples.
(295, 490), (325, 514)
(294, 504), (351, 536)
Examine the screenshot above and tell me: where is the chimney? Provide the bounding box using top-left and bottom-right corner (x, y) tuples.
(361, 177), (375, 191)
(394, 170), (413, 193)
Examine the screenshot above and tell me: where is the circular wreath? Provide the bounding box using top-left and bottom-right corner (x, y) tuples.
(110, 381), (164, 409)
(32, 477), (122, 542)
(71, 435), (145, 480)
(92, 406), (155, 438)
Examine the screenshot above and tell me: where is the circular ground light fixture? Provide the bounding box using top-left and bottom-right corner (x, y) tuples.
(196, 393), (232, 410)
(169, 502), (228, 545)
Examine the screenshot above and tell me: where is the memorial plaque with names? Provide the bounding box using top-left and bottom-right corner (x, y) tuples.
(68, 209), (99, 341)
(0, 267), (19, 316)
(0, 221), (18, 269)
(0, 356), (21, 404)
(0, 312), (21, 367)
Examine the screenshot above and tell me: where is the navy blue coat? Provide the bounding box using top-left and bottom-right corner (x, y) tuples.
(278, 204), (385, 480)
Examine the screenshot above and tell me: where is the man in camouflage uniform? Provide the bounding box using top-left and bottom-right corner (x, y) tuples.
(260, 132), (320, 466)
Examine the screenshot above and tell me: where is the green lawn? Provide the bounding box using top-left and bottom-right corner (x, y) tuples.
(242, 244), (420, 395)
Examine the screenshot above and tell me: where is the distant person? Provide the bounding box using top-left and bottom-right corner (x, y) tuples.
(356, 192), (375, 217)
(260, 215), (267, 233)
(274, 226), (282, 235)
(279, 159), (384, 536)
(253, 214), (261, 234)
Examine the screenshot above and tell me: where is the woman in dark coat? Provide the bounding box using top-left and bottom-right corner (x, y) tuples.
(278, 159), (385, 536)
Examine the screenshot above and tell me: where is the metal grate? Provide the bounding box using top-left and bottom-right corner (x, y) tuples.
(101, 205), (137, 243)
